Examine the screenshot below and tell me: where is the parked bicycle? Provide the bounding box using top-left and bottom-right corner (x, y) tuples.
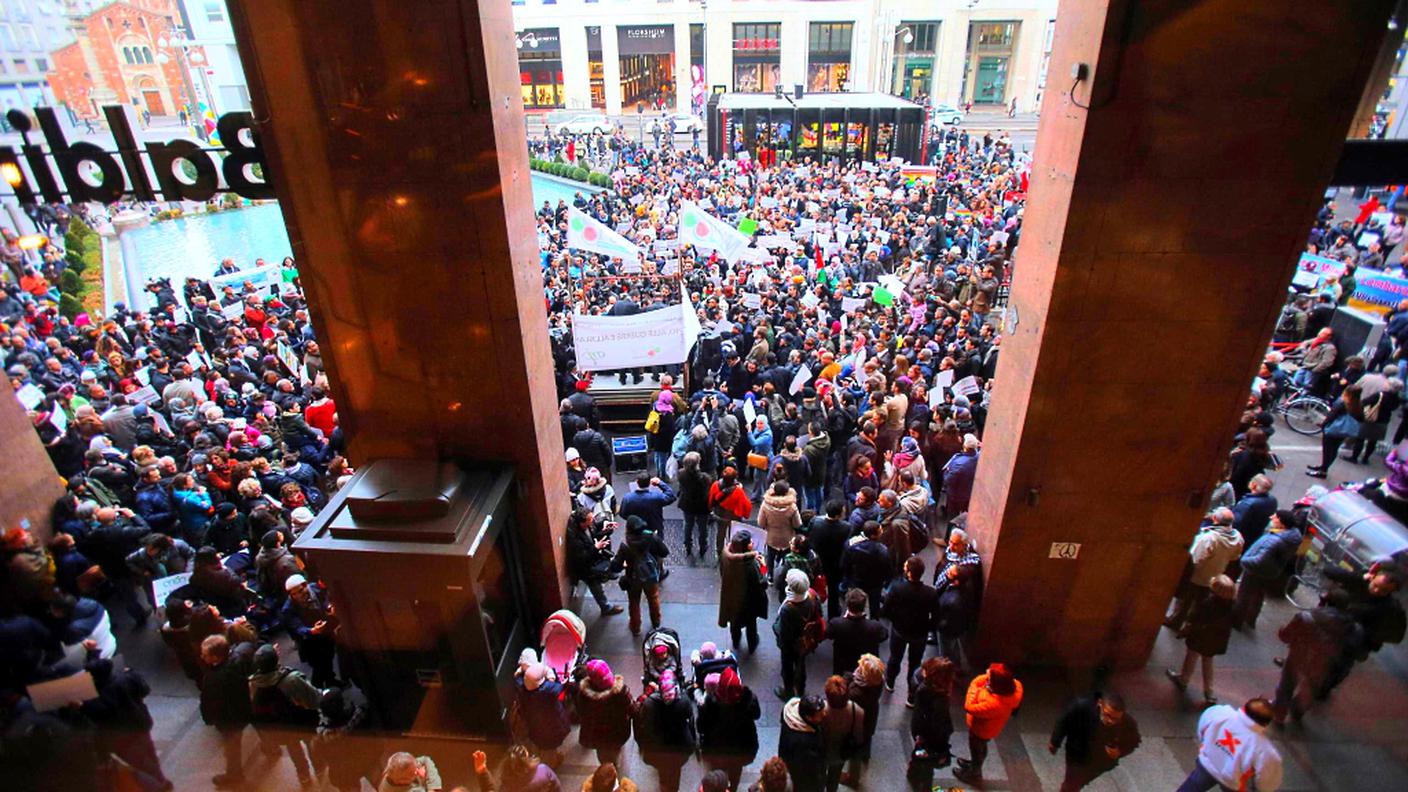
(1265, 344), (1331, 436)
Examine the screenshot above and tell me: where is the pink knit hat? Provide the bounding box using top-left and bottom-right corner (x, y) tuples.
(585, 658), (613, 690)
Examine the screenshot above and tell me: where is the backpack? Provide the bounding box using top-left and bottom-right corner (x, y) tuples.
(1275, 306), (1300, 337)
(797, 593), (826, 655)
(250, 669), (298, 723)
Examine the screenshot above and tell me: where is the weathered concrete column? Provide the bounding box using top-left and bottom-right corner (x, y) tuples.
(969, 0), (1395, 669)
(225, 0), (570, 617)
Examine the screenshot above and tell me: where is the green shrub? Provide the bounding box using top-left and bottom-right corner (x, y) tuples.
(588, 172), (611, 188)
(82, 249), (101, 272)
(571, 167), (589, 182)
(65, 247), (86, 273)
(58, 293), (82, 319)
(59, 269), (81, 294)
(222, 193), (242, 209)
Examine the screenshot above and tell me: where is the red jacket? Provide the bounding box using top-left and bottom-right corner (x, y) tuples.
(964, 673), (1023, 740)
(707, 480), (753, 521)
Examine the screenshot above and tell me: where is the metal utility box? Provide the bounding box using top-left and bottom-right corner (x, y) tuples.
(1305, 490), (1408, 575)
(293, 459), (530, 740)
(613, 435), (650, 474)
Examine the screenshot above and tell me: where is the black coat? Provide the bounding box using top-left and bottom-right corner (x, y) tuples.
(778, 718), (825, 792)
(697, 689), (762, 760)
(883, 578), (937, 640)
(677, 466), (713, 515)
(199, 647), (254, 730)
(825, 614), (888, 676)
(566, 526), (611, 583)
(809, 516), (852, 579)
(1050, 695), (1142, 770)
(572, 428), (614, 471)
(908, 677), (953, 755)
(841, 538), (891, 591)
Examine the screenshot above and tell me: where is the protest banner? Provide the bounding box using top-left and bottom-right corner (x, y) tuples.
(741, 292), (763, 309)
(1349, 270), (1408, 312)
(220, 301), (244, 321)
(952, 375), (980, 397)
(1298, 252), (1347, 278)
(210, 262), (281, 293)
(572, 303), (694, 371)
(841, 296), (867, 313)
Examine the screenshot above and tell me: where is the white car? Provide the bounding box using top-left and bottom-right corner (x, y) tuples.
(932, 104), (965, 125)
(554, 114), (611, 135)
(667, 113), (704, 134)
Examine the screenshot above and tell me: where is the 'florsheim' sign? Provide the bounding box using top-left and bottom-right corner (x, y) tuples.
(0, 105), (273, 206)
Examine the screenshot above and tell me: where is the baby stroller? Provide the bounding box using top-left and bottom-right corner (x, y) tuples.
(540, 609), (588, 680)
(689, 642), (740, 705)
(641, 626), (682, 688)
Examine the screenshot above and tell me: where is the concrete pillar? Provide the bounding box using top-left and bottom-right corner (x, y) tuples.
(111, 210), (150, 312)
(968, 0), (1396, 670)
(560, 23), (592, 111)
(603, 23), (622, 116)
(225, 0), (572, 619)
(674, 21), (690, 114)
(780, 18), (807, 94)
(0, 392), (64, 543)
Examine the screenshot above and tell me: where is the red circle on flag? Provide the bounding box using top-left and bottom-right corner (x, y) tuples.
(583, 227), (598, 241)
(695, 222), (710, 237)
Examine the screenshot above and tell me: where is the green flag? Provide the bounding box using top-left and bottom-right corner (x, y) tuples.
(738, 217), (758, 236)
(873, 286), (894, 306)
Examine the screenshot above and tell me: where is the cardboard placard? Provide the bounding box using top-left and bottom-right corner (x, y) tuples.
(27, 671), (99, 712)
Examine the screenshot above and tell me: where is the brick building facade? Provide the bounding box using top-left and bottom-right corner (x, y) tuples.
(47, 0), (194, 121)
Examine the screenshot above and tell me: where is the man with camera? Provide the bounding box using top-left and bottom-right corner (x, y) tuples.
(566, 507), (624, 617)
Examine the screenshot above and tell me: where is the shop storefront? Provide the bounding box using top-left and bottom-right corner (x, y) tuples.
(963, 21), (1020, 106)
(517, 28), (563, 109)
(894, 21), (939, 102)
(807, 21), (853, 93)
(587, 26), (605, 109)
(619, 25), (676, 111)
(708, 92), (925, 165)
(732, 22), (781, 93)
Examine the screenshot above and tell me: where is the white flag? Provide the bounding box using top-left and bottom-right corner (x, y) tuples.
(790, 364), (813, 395)
(567, 207), (642, 261)
(679, 201), (752, 262)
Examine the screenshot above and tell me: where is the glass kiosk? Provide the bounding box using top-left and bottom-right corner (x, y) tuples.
(292, 459), (530, 740)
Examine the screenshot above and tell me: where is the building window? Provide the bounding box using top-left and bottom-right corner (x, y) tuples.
(0, 24), (16, 50)
(19, 23), (38, 49)
(807, 21), (853, 93)
(892, 21), (939, 100)
(732, 22), (781, 93)
(143, 47), (153, 64)
(618, 25), (676, 111)
(36, 57), (47, 72)
(517, 28), (564, 109)
(204, 1), (225, 23)
(14, 59), (29, 74)
(123, 47), (134, 65)
(963, 21), (1019, 105)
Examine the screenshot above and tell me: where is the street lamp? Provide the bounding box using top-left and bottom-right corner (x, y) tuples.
(885, 26), (915, 97)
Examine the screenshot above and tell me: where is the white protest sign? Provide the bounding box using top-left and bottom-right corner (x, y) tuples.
(221, 302), (244, 321)
(572, 304), (693, 371)
(185, 349), (207, 371)
(928, 386), (944, 408)
(952, 376), (981, 397)
(661, 259), (679, 276)
(790, 364), (812, 395)
(27, 671), (99, 712)
(741, 292), (763, 309)
(621, 259), (644, 274)
(935, 369), (956, 391)
(133, 367), (151, 386)
(800, 292), (820, 309)
(50, 406), (68, 433)
(151, 571), (193, 605)
(128, 385), (161, 405)
(760, 196), (779, 209)
(841, 296), (867, 313)
(990, 230), (1010, 246)
(742, 397), (757, 426)
(15, 383), (43, 410)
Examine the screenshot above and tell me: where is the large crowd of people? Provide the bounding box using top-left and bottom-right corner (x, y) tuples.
(0, 114), (1404, 792)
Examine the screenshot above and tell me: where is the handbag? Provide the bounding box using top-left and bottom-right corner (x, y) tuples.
(747, 452), (769, 470)
(1324, 412), (1361, 439)
(645, 410), (661, 434)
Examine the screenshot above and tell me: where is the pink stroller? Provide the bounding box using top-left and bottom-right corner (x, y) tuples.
(539, 609), (588, 680)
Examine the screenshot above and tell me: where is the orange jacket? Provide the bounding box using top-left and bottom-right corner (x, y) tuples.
(964, 673), (1023, 740)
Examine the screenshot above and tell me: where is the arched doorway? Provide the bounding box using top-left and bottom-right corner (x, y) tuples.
(133, 75), (165, 116)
